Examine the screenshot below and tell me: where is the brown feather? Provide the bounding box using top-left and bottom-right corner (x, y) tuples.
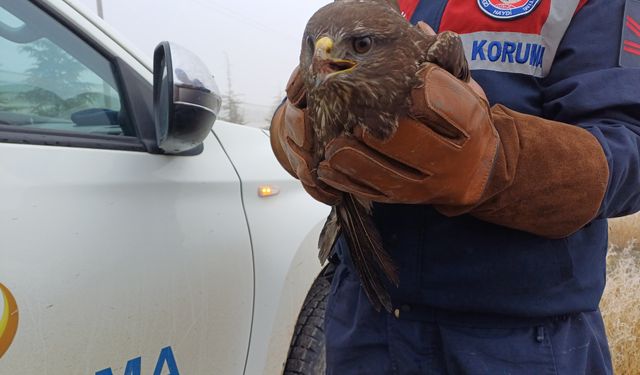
(318, 207), (340, 263)
(338, 194), (397, 312)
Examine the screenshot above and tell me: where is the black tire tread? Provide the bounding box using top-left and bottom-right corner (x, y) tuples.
(283, 263), (335, 374)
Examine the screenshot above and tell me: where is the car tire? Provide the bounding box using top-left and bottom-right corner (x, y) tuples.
(283, 262), (335, 375)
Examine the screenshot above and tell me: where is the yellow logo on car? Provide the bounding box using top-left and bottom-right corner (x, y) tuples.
(0, 283), (18, 359)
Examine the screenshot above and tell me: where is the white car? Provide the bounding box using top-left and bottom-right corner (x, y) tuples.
(0, 0), (331, 374)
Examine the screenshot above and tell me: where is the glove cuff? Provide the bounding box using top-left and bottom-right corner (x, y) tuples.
(437, 105), (609, 238)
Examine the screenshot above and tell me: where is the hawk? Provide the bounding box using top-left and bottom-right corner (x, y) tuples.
(299, 0), (470, 311)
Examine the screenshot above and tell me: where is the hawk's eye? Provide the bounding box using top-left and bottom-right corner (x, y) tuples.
(306, 35), (315, 51)
(353, 36), (373, 54)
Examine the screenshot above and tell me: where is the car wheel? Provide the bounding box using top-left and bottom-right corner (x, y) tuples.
(283, 263), (335, 374)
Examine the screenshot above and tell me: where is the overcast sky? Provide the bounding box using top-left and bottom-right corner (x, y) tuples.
(76, 0), (332, 118)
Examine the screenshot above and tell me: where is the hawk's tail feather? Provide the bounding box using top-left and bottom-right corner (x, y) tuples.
(318, 207), (340, 264)
(338, 194), (398, 312)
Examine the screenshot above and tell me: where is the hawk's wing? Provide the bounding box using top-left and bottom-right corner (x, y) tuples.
(426, 31), (471, 82)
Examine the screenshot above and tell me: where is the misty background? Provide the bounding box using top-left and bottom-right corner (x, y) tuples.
(75, 0), (332, 127)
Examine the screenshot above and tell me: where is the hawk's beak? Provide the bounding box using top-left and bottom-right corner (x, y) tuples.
(315, 37), (334, 59)
(312, 36), (356, 80)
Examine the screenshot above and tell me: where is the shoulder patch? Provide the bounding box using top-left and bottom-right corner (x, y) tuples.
(620, 0), (640, 67)
(477, 0), (543, 20)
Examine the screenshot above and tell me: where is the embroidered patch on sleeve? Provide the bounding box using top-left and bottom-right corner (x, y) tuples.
(620, 0), (640, 67)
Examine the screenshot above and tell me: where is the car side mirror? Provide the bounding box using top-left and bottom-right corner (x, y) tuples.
(153, 42), (221, 154)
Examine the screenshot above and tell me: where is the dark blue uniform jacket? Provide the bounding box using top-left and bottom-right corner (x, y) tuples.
(337, 0), (640, 318)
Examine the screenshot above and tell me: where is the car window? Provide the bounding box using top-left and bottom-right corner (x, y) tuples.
(0, 2), (133, 137)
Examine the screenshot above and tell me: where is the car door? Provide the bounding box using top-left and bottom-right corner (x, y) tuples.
(0, 1), (253, 374)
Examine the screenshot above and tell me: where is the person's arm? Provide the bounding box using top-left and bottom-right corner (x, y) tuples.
(540, 0), (640, 219)
(315, 63), (609, 238)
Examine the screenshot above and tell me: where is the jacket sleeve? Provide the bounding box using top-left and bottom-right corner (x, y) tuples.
(541, 0), (640, 219)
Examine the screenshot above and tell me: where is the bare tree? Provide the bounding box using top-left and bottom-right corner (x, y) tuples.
(264, 91), (285, 125)
(220, 55), (245, 124)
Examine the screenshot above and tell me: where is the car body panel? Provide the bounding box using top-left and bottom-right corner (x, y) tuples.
(0, 136), (254, 374)
(213, 121), (328, 374)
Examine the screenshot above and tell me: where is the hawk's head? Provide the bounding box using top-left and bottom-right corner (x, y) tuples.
(301, 0), (408, 88)
(299, 0), (428, 141)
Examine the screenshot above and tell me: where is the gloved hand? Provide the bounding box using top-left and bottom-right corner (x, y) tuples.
(270, 67), (341, 205)
(316, 63), (498, 207)
(270, 63), (490, 206)
(313, 63), (609, 238)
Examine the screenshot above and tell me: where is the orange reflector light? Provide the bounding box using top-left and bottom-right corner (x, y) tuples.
(258, 185), (280, 198)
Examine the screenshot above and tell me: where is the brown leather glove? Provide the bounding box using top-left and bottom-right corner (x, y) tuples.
(270, 67), (341, 205)
(317, 64), (498, 207)
(316, 63), (609, 238)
